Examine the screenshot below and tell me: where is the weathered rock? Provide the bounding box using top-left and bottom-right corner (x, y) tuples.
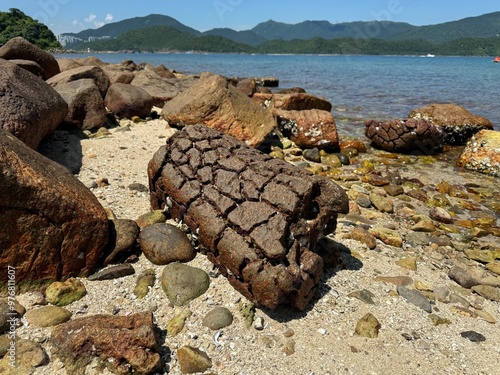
(456, 129), (500, 177)
(397, 286), (432, 313)
(448, 266), (480, 289)
(365, 118), (443, 154)
(0, 59), (68, 149)
(369, 192), (393, 213)
(105, 83), (154, 119)
(235, 77), (257, 96)
(45, 278), (87, 306)
(51, 312), (162, 375)
(57, 58), (83, 72)
(202, 307), (234, 330)
(354, 313), (381, 338)
(351, 226), (377, 250)
(429, 206), (453, 224)
(25, 305), (72, 327)
(161, 74), (277, 148)
(369, 227), (402, 247)
(409, 103), (493, 145)
(47, 65), (110, 99)
(135, 210), (167, 228)
(9, 59), (45, 78)
(148, 124), (349, 310)
(133, 269), (156, 299)
(140, 223), (196, 265)
(102, 65), (135, 84)
(161, 263), (210, 306)
(87, 264), (135, 281)
(273, 93), (332, 112)
(276, 109), (339, 151)
(177, 346), (212, 374)
(303, 147), (321, 163)
(167, 309), (192, 337)
(54, 78), (108, 129)
(103, 219), (140, 265)
(0, 37), (60, 79)
(0, 131), (108, 295)
(471, 285), (500, 301)
(153, 64), (176, 78)
(0, 338), (48, 374)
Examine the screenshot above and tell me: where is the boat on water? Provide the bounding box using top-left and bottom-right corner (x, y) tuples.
(426, 53), (435, 58)
(494, 56), (500, 63)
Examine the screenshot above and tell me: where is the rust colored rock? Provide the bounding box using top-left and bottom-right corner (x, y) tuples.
(148, 124), (349, 310)
(0, 130), (108, 295)
(273, 93), (332, 112)
(0, 37), (60, 79)
(161, 74), (277, 148)
(54, 78), (108, 130)
(456, 129), (500, 177)
(47, 65), (110, 98)
(276, 109), (339, 151)
(0, 59), (68, 149)
(409, 103), (493, 145)
(51, 312), (162, 375)
(105, 83), (154, 119)
(365, 118), (444, 154)
(340, 140), (367, 153)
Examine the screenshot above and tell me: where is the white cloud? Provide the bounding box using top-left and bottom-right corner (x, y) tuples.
(105, 13), (114, 23)
(84, 13), (97, 23)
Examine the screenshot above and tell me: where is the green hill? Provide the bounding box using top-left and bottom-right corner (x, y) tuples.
(201, 28), (267, 47)
(0, 8), (60, 49)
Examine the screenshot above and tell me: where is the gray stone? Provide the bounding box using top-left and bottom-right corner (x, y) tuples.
(202, 307), (234, 330)
(397, 286), (433, 313)
(87, 264), (135, 281)
(161, 263), (210, 306)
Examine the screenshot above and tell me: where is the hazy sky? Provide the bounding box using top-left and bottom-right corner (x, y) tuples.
(1, 0), (499, 35)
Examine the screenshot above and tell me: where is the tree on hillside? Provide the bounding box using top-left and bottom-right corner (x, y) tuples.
(0, 8), (60, 49)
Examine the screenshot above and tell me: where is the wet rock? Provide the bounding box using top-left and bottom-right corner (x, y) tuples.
(409, 103), (493, 145)
(365, 118), (443, 154)
(177, 346), (212, 374)
(456, 129), (500, 177)
(460, 330), (486, 342)
(429, 207), (453, 224)
(340, 140), (367, 153)
(384, 184), (404, 197)
(87, 264), (135, 281)
(104, 219), (140, 265)
(471, 285), (500, 301)
(45, 278), (87, 306)
(397, 286), (432, 313)
(303, 147), (321, 163)
(25, 306), (72, 327)
(161, 74), (276, 147)
(354, 313), (381, 338)
(148, 124), (349, 310)
(369, 192), (393, 213)
(161, 263), (210, 306)
(139, 223), (196, 265)
(202, 307), (234, 330)
(133, 269), (156, 299)
(105, 83), (154, 119)
(0, 131), (108, 294)
(51, 312), (162, 375)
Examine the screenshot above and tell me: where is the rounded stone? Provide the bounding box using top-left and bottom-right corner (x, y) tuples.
(202, 307), (234, 330)
(140, 223), (196, 265)
(25, 306), (72, 327)
(161, 263), (210, 306)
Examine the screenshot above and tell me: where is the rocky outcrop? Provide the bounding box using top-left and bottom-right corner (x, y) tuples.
(47, 65), (110, 98)
(51, 312), (162, 375)
(161, 74), (277, 148)
(0, 59), (67, 149)
(365, 118), (444, 154)
(104, 83), (154, 119)
(0, 130), (109, 295)
(456, 129), (500, 177)
(0, 37), (60, 79)
(409, 103), (493, 145)
(54, 79), (108, 129)
(276, 109), (339, 151)
(148, 125), (349, 310)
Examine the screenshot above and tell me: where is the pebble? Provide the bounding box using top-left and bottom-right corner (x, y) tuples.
(448, 266), (480, 289)
(350, 226), (377, 249)
(254, 316), (265, 331)
(460, 331), (486, 342)
(202, 307), (234, 330)
(354, 313), (381, 339)
(303, 148), (321, 163)
(25, 306), (72, 327)
(133, 269), (156, 299)
(397, 286), (433, 313)
(369, 227), (403, 247)
(428, 207), (453, 224)
(167, 309), (193, 337)
(374, 276), (413, 286)
(395, 257), (417, 272)
(177, 346), (212, 374)
(45, 278), (87, 306)
(348, 289), (376, 305)
(369, 192), (394, 213)
(135, 210), (167, 228)
(161, 263), (210, 306)
(87, 263), (135, 281)
(104, 218), (140, 265)
(471, 285), (500, 302)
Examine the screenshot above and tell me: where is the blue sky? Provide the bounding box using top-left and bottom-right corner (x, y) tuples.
(1, 0), (499, 35)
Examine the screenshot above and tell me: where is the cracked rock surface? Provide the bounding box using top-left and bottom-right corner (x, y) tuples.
(148, 124), (349, 310)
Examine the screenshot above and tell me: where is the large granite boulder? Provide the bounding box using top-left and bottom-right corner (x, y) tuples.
(56, 58), (83, 72)
(409, 103), (493, 145)
(273, 93), (333, 112)
(456, 129), (500, 177)
(0, 59), (68, 149)
(365, 118), (444, 154)
(102, 65), (135, 85)
(148, 125), (349, 310)
(105, 83), (154, 119)
(51, 312), (162, 375)
(276, 109), (339, 151)
(161, 74), (277, 148)
(0, 37), (60, 79)
(0, 130), (109, 295)
(54, 78), (108, 130)
(8, 59), (45, 78)
(47, 65), (110, 98)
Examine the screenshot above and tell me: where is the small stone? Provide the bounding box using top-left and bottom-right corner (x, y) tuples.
(384, 184), (404, 197)
(475, 309), (496, 324)
(429, 314), (451, 326)
(336, 153), (350, 165)
(369, 192), (393, 213)
(321, 154), (342, 168)
(104, 219), (140, 265)
(87, 263), (135, 281)
(348, 289), (376, 305)
(460, 331), (486, 342)
(167, 309), (192, 336)
(238, 301), (255, 328)
(303, 148), (321, 163)
(202, 307), (233, 330)
(317, 328), (327, 335)
(395, 257), (417, 272)
(139, 223), (196, 265)
(133, 269), (156, 299)
(25, 306), (72, 327)
(434, 286), (451, 303)
(161, 263), (210, 306)
(429, 207), (453, 224)
(128, 182), (148, 192)
(397, 286), (432, 313)
(374, 276), (413, 286)
(0, 338), (48, 372)
(351, 226), (377, 249)
(135, 210), (167, 228)
(471, 285), (500, 301)
(282, 338), (296, 355)
(354, 313), (381, 338)
(369, 227), (402, 247)
(45, 278), (87, 306)
(411, 220), (436, 232)
(254, 316), (265, 331)
(449, 266), (480, 289)
(464, 249), (496, 264)
(177, 346), (212, 374)
(486, 262), (500, 275)
(96, 177), (109, 187)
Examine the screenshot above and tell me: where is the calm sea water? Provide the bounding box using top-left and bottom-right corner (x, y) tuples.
(56, 53), (499, 137)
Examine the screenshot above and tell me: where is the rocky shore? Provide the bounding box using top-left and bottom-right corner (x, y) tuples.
(0, 37), (499, 374)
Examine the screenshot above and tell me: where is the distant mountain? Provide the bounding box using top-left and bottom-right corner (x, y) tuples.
(201, 28), (267, 46)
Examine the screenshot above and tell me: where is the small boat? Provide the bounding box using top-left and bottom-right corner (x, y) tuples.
(426, 53), (435, 58)
(494, 56), (500, 63)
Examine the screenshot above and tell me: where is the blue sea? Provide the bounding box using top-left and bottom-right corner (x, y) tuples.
(56, 53), (499, 137)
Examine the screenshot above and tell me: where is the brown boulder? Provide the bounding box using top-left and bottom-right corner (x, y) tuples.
(365, 118), (444, 154)
(409, 103), (493, 145)
(161, 74), (277, 148)
(54, 79), (108, 129)
(0, 37), (60, 79)
(51, 312), (162, 375)
(47, 65), (110, 99)
(0, 59), (67, 149)
(148, 125), (349, 310)
(456, 129), (500, 177)
(104, 83), (154, 119)
(276, 109), (339, 151)
(56, 58), (83, 72)
(273, 93), (333, 112)
(102, 65), (135, 84)
(8, 59), (45, 78)
(0, 130), (108, 295)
